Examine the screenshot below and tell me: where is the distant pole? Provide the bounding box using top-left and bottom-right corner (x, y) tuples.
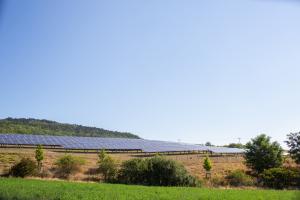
(237, 137), (241, 144)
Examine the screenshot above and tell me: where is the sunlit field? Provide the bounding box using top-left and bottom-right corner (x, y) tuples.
(0, 178), (299, 200)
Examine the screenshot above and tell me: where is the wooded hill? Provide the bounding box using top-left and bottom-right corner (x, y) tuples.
(0, 118), (139, 139)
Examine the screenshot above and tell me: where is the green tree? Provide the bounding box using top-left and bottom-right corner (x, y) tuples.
(205, 142), (213, 146)
(98, 150), (117, 182)
(226, 143), (245, 149)
(203, 156), (212, 171)
(203, 156), (212, 179)
(286, 132), (300, 164)
(245, 134), (283, 173)
(35, 145), (44, 172)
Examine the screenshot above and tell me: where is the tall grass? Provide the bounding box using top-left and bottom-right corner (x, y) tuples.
(0, 178), (299, 200)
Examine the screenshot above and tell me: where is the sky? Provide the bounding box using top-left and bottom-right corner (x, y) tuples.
(1, 0), (300, 146)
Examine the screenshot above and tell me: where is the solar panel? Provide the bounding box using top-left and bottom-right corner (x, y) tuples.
(205, 146), (245, 153)
(0, 134), (245, 154)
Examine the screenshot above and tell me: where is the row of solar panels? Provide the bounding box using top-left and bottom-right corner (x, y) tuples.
(0, 134), (245, 153)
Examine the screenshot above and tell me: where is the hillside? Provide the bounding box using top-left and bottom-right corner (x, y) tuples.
(0, 118), (139, 139)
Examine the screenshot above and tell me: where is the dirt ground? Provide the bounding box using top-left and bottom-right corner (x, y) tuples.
(0, 148), (246, 181)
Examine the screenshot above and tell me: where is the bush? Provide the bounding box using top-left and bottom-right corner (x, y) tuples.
(210, 177), (226, 187)
(118, 156), (200, 187)
(10, 158), (37, 177)
(98, 150), (117, 182)
(225, 170), (254, 187)
(260, 167), (300, 189)
(55, 154), (85, 178)
(117, 158), (148, 185)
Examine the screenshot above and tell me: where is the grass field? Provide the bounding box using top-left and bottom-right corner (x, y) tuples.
(0, 178), (299, 200)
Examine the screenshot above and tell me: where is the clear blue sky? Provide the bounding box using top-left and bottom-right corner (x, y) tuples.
(1, 0), (300, 146)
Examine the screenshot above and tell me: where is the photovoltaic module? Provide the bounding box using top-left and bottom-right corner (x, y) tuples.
(0, 134), (244, 153)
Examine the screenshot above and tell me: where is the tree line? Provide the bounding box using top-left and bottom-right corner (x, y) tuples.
(0, 117), (139, 139)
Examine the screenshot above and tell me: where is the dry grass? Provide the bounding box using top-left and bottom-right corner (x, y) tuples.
(0, 148), (246, 181)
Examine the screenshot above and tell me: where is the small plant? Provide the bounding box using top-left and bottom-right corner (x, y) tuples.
(10, 157), (37, 177)
(55, 154), (85, 178)
(225, 170), (254, 187)
(203, 156), (212, 179)
(98, 150), (117, 182)
(35, 145), (44, 172)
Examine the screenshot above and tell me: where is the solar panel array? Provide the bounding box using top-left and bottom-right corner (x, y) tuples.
(0, 134), (244, 153)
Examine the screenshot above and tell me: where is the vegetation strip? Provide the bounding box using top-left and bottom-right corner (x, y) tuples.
(0, 178), (299, 200)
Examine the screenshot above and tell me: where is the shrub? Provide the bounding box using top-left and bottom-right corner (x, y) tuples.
(98, 150), (117, 182)
(260, 167), (300, 189)
(118, 158), (148, 185)
(118, 156), (200, 187)
(225, 170), (254, 187)
(10, 158), (37, 177)
(210, 177), (226, 187)
(39, 169), (51, 178)
(55, 154), (85, 178)
(245, 134), (283, 173)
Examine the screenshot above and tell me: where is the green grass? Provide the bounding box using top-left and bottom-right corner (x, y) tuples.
(0, 178), (299, 200)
